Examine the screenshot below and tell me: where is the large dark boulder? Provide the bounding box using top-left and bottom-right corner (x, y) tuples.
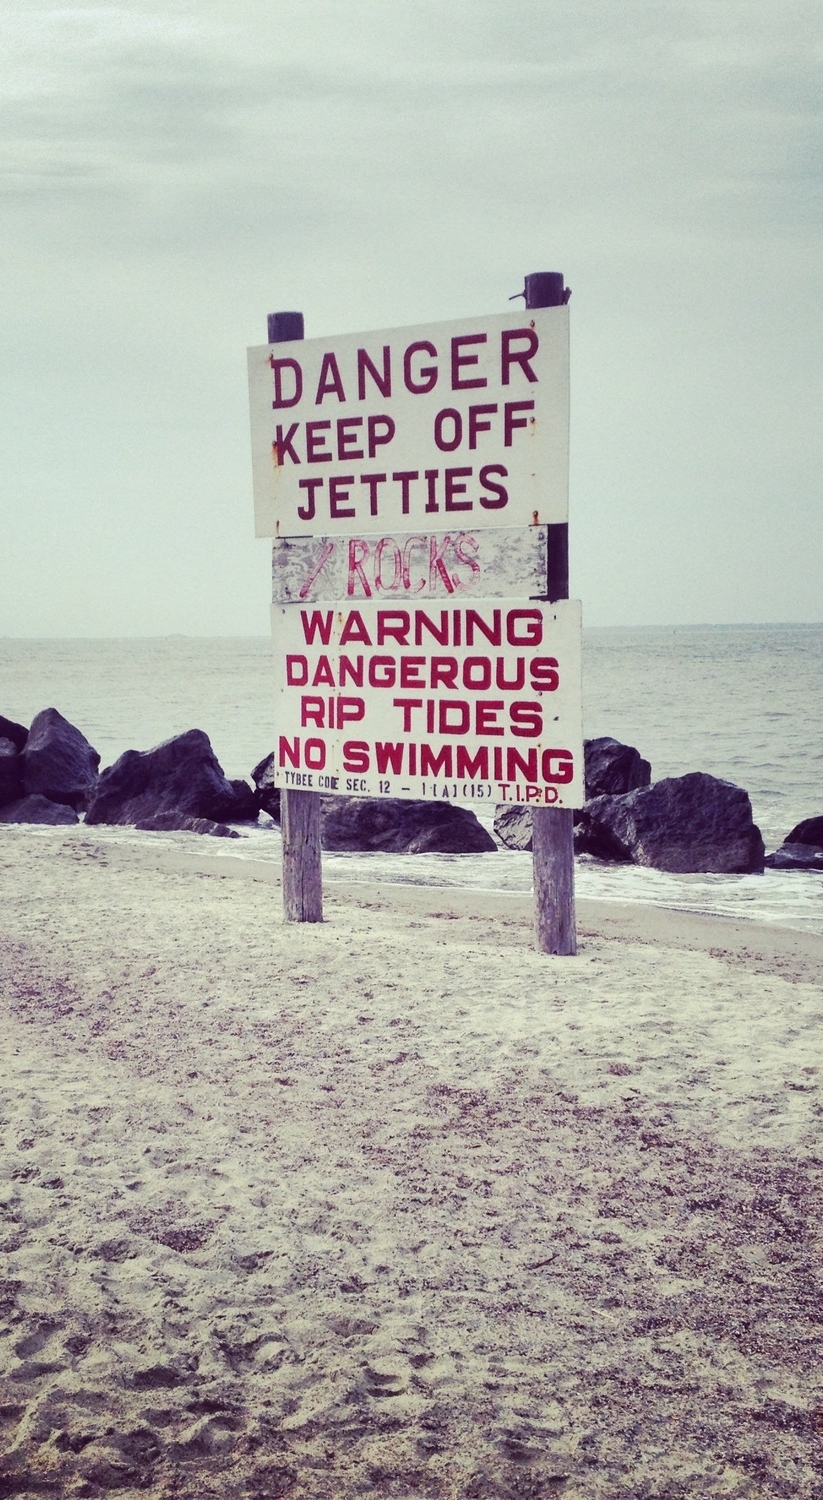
(250, 754), (281, 821)
(0, 714), (28, 753)
(321, 797), (497, 855)
(765, 843), (823, 871)
(85, 729), (251, 827)
(584, 736), (651, 799)
(493, 804), (534, 851)
(20, 708), (100, 810)
(574, 771), (765, 873)
(0, 794), (78, 825)
(494, 736), (652, 852)
(783, 816), (823, 847)
(0, 738), (23, 808)
(228, 779), (259, 821)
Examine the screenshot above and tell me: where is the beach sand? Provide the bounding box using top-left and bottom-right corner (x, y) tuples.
(1, 826), (822, 1499)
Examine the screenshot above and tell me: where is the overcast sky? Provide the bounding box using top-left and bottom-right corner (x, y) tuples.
(2, 0), (821, 634)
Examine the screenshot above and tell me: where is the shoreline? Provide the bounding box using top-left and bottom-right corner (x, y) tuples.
(2, 828), (822, 1497)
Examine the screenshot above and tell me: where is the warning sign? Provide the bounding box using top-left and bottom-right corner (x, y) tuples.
(249, 307), (569, 538)
(271, 597), (584, 808)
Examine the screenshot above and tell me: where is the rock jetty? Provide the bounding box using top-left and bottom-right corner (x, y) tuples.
(574, 771), (765, 874)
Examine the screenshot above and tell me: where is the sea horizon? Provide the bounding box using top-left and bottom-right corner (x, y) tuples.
(2, 617), (822, 643)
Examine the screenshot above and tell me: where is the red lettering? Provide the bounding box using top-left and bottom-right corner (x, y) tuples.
(368, 656), (396, 688)
(530, 657), (559, 691)
(360, 472), (386, 517)
(510, 701), (542, 737)
(393, 698), (423, 731)
(315, 352), (346, 404)
(415, 608), (449, 645)
(336, 416), (364, 459)
(501, 327), (539, 385)
(297, 539), (335, 599)
(299, 609), (333, 645)
(311, 655), (335, 687)
(273, 422), (300, 465)
(457, 746), (489, 780)
(504, 400), (534, 446)
(376, 742), (404, 774)
(424, 469), (439, 513)
(347, 538), (372, 597)
(420, 744), (453, 777)
(343, 740), (370, 772)
(452, 532), (481, 583)
(542, 749), (574, 784)
(393, 470), (419, 515)
(445, 466), (472, 512)
(496, 657), (525, 690)
(400, 656), (426, 688)
(478, 463), (508, 509)
(463, 656), (492, 691)
(306, 420), (332, 462)
(507, 609), (543, 646)
(339, 610), (372, 646)
(468, 403), (496, 448)
(476, 700), (504, 735)
(339, 655), (363, 687)
(508, 747), (538, 783)
(402, 534), (427, 590)
(374, 537), (401, 592)
(403, 341), (438, 394)
(337, 696), (365, 725)
(270, 356), (302, 408)
(439, 700), (470, 735)
(300, 696), (325, 727)
(428, 536), (454, 594)
(466, 609), (501, 646)
(430, 656), (458, 690)
(451, 332), (487, 390)
(279, 735), (300, 768)
(377, 610), (410, 645)
(297, 477), (322, 520)
(329, 474), (355, 519)
(357, 345), (392, 399)
(286, 654), (308, 685)
(368, 414), (395, 457)
(305, 738), (326, 769)
(434, 409), (462, 452)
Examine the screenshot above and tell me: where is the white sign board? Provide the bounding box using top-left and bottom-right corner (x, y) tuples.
(272, 526), (549, 605)
(249, 308), (569, 538)
(270, 597), (584, 808)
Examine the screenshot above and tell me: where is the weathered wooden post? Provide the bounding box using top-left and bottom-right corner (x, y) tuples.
(268, 309), (323, 923)
(526, 272), (577, 956)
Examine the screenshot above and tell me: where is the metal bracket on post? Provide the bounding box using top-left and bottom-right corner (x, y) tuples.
(525, 272), (577, 956)
(268, 309), (324, 923)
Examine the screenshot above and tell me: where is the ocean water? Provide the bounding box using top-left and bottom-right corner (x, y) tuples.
(2, 627), (822, 934)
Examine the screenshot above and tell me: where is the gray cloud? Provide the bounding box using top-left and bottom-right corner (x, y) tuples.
(1, 0), (821, 632)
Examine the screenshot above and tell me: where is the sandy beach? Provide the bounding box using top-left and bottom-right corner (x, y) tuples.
(1, 826), (822, 1499)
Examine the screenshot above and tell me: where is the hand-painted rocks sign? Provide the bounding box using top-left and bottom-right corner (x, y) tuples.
(271, 597), (584, 808)
(271, 527), (549, 605)
(249, 308), (569, 537)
